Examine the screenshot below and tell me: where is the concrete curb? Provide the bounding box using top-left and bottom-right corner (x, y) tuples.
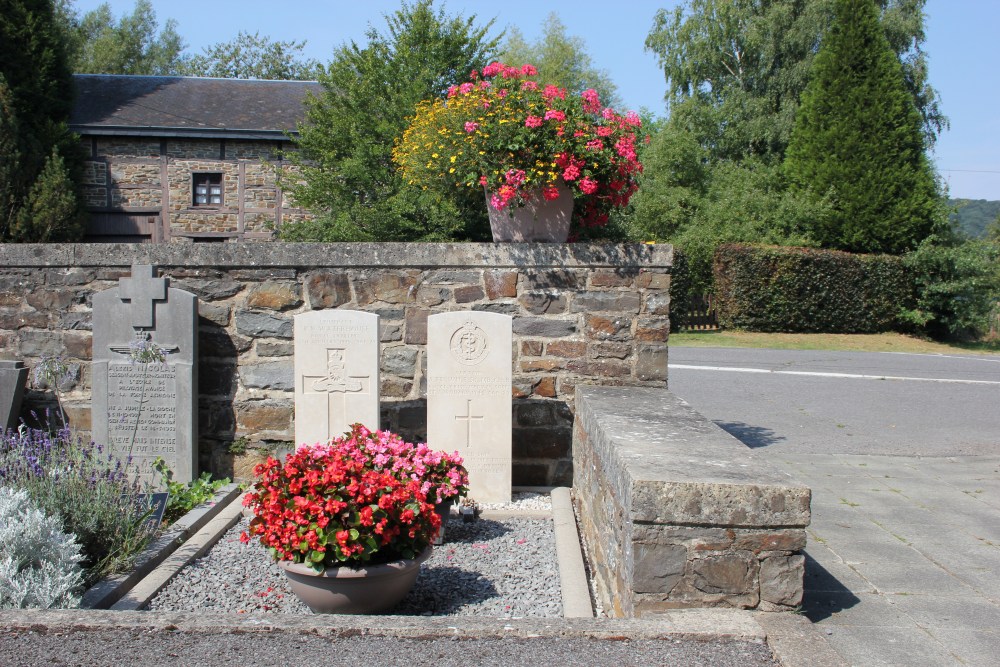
(81, 483), (243, 610)
(550, 487), (593, 618)
(756, 612), (848, 667)
(0, 608), (766, 642)
(109, 488), (246, 610)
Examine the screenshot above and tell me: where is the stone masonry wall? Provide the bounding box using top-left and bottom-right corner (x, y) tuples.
(82, 138), (312, 241)
(0, 243), (672, 487)
(573, 386), (811, 615)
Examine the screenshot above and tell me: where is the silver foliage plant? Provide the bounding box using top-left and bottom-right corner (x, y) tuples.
(0, 486), (84, 609)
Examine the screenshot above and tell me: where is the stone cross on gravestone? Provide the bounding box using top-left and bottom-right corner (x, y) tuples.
(455, 399), (484, 447)
(294, 310), (380, 448)
(118, 265), (167, 328)
(92, 265), (198, 483)
(427, 311), (512, 504)
(301, 348), (372, 443)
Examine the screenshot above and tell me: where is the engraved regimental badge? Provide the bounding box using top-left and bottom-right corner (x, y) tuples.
(449, 320), (489, 365)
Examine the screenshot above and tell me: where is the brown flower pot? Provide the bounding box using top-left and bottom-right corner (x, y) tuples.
(486, 183), (573, 242)
(278, 547), (432, 614)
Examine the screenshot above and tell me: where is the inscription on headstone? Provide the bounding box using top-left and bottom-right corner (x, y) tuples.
(427, 312), (512, 503)
(294, 310), (379, 447)
(92, 265), (198, 482)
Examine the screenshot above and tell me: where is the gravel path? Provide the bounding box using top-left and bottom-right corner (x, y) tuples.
(150, 494), (562, 618)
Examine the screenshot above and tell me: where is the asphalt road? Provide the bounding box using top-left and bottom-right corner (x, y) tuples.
(668, 347), (1000, 456)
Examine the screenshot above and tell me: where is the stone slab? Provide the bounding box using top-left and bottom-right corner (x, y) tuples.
(0, 360), (28, 431)
(575, 386), (811, 527)
(427, 311), (512, 503)
(293, 309), (379, 447)
(92, 265), (198, 482)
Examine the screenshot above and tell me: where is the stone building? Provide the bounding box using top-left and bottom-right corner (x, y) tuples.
(70, 74), (321, 243)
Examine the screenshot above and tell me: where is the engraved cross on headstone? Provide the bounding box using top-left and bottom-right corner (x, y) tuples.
(118, 265), (167, 329)
(455, 399), (484, 447)
(302, 348), (371, 441)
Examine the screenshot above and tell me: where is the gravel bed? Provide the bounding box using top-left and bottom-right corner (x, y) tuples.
(149, 497), (561, 618)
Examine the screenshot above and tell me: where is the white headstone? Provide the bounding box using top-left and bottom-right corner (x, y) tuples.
(294, 310), (380, 447)
(92, 265), (198, 482)
(427, 311), (512, 503)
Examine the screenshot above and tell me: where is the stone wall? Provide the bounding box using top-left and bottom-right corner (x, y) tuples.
(0, 243), (672, 486)
(573, 386), (810, 615)
(82, 138), (312, 241)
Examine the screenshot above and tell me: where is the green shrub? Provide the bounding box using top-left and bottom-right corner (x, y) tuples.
(153, 458), (230, 525)
(668, 247), (691, 331)
(0, 486), (84, 609)
(713, 244), (911, 333)
(0, 426), (155, 586)
(901, 239), (1000, 341)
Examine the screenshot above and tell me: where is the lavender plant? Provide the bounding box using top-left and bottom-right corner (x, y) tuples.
(0, 424), (156, 586)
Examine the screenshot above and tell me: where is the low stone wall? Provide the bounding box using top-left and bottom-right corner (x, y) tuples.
(0, 243), (672, 485)
(573, 386), (810, 615)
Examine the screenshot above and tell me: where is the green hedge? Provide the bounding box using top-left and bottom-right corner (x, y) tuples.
(713, 244), (911, 332)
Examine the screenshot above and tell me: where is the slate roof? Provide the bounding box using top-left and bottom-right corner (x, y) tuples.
(70, 74), (322, 140)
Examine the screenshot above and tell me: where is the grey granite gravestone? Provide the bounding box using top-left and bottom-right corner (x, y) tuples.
(0, 361), (28, 431)
(427, 311), (512, 503)
(294, 310), (380, 447)
(92, 265), (198, 482)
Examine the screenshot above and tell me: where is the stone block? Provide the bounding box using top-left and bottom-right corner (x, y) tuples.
(484, 270), (517, 299)
(234, 311), (293, 339)
(520, 340), (543, 356)
(546, 340), (585, 358)
(454, 285), (485, 303)
(636, 271), (671, 289)
(472, 303), (520, 315)
(570, 291), (641, 314)
(520, 358), (564, 372)
(590, 269), (637, 288)
(199, 362), (237, 396)
(634, 543), (686, 594)
(566, 360), (629, 378)
(635, 344), (668, 381)
(591, 342), (631, 359)
(236, 400), (293, 433)
(512, 427), (570, 459)
(415, 286), (449, 307)
(733, 530), (807, 553)
(383, 346), (418, 379)
(0, 309), (49, 330)
(356, 272), (418, 305)
(245, 282), (302, 311)
(256, 340), (293, 357)
(585, 314), (631, 341)
(636, 318), (670, 343)
(198, 302), (231, 326)
(242, 361), (294, 391)
(519, 291), (567, 314)
(532, 376), (556, 398)
(512, 317), (576, 338)
(759, 554), (805, 607)
(692, 552), (756, 595)
(512, 462), (550, 486)
(644, 293), (671, 316)
(26, 290), (76, 311)
(63, 332), (92, 359)
(200, 329), (251, 357)
(404, 307), (429, 345)
(381, 377), (413, 398)
(524, 270), (581, 289)
(305, 272), (351, 309)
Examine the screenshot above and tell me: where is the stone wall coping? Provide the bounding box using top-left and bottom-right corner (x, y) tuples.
(0, 242), (673, 270)
(575, 386), (811, 528)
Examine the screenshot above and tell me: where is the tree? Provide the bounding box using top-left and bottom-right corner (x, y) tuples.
(783, 0), (944, 254)
(0, 0), (85, 242)
(283, 0), (501, 242)
(499, 13), (621, 109)
(63, 0), (185, 75)
(179, 31), (324, 80)
(645, 0), (945, 162)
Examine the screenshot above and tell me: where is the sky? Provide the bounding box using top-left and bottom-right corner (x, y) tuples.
(72, 0), (1000, 201)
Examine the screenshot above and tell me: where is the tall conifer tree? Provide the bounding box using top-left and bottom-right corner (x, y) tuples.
(0, 0), (84, 241)
(783, 0), (943, 254)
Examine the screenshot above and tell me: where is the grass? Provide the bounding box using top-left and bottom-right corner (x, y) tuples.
(670, 330), (1000, 355)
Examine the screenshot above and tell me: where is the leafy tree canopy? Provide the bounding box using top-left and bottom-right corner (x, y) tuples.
(178, 31), (324, 80)
(499, 13), (621, 110)
(783, 0), (944, 254)
(283, 0), (501, 242)
(59, 0), (185, 75)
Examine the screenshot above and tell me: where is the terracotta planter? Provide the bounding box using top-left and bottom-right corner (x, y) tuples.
(486, 183), (573, 242)
(278, 547), (432, 614)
